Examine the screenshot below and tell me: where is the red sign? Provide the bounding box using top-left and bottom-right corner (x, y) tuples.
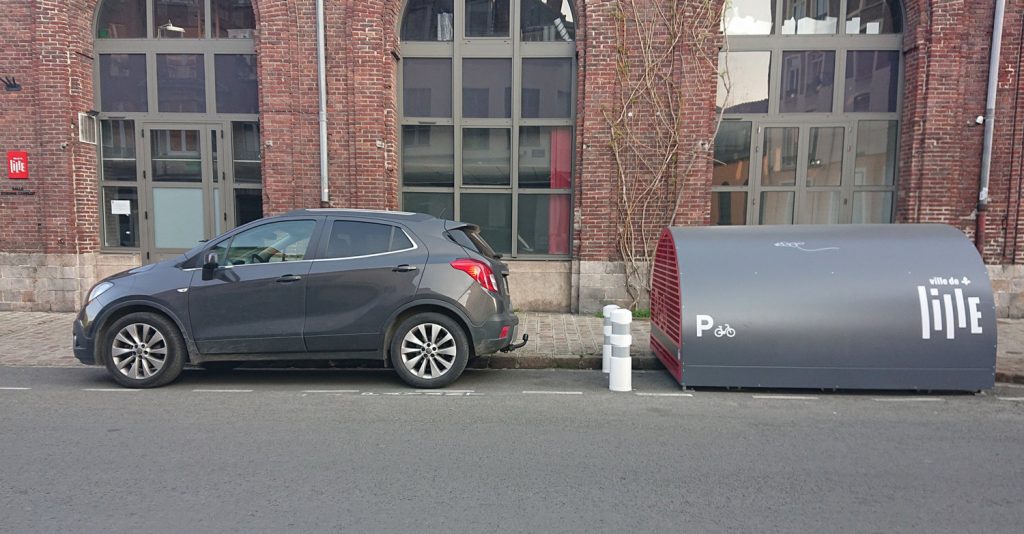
(7, 151), (28, 179)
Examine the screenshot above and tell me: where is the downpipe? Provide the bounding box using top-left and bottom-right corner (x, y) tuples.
(976, 0), (1007, 254)
(316, 0), (329, 206)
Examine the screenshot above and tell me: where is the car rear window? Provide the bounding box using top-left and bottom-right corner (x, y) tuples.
(323, 220), (414, 259)
(448, 226), (499, 258)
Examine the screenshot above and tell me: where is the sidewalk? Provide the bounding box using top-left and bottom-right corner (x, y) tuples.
(0, 311), (1021, 384)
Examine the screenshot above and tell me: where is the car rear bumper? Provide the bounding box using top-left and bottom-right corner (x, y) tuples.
(471, 313), (520, 356)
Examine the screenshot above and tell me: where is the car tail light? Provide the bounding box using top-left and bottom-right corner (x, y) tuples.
(450, 258), (498, 292)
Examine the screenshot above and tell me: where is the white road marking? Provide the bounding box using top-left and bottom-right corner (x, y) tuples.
(302, 390), (360, 394)
(416, 390), (475, 393)
(635, 392), (694, 397)
(0, 387), (31, 390)
(996, 397), (1024, 401)
(83, 388), (140, 392)
(522, 390), (583, 395)
(192, 389), (253, 393)
(872, 397), (944, 402)
(752, 395), (819, 400)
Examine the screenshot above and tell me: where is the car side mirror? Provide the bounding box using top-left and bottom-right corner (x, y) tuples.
(201, 252), (219, 280)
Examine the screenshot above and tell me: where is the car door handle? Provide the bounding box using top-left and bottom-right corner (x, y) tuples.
(276, 274), (302, 283)
(393, 264), (418, 272)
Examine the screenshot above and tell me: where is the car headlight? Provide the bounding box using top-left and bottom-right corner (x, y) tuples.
(88, 282), (113, 302)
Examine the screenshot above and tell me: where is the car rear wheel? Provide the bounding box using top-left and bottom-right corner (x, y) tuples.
(102, 312), (186, 388)
(390, 312), (469, 388)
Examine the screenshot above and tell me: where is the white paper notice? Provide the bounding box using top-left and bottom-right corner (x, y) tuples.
(111, 199), (131, 215)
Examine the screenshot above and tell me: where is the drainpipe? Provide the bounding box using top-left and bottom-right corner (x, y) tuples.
(316, 0), (329, 206)
(976, 0), (1007, 254)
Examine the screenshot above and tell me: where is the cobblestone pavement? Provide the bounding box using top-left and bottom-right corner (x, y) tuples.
(0, 311), (1021, 383)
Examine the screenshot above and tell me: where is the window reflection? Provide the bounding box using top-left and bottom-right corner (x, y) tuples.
(718, 52), (770, 113)
(521, 0), (575, 42)
(97, 0), (146, 38)
(154, 0), (205, 38)
(713, 122), (752, 186)
(466, 0), (509, 37)
(780, 51), (835, 113)
(402, 0), (455, 41)
(722, 0), (773, 35)
(404, 59), (453, 117)
(463, 59), (512, 118)
(846, 0), (902, 34)
(806, 127), (844, 187)
(402, 125), (454, 186)
(212, 0), (255, 38)
(100, 55), (148, 112)
(522, 58), (573, 118)
(157, 54), (206, 113)
(845, 51), (899, 113)
(855, 121), (898, 186)
(782, 0), (840, 34)
(216, 55), (258, 114)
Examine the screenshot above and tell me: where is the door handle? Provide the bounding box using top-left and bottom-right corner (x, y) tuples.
(276, 274), (302, 283)
(393, 264), (418, 272)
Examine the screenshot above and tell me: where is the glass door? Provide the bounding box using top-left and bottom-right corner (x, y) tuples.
(141, 124), (225, 262)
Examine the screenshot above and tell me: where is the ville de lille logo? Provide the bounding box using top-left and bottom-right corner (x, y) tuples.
(917, 276), (982, 340)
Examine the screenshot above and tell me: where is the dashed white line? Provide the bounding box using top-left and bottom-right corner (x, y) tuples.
(872, 397), (944, 402)
(752, 395), (819, 400)
(302, 390), (360, 394)
(635, 392), (694, 397)
(996, 397), (1024, 401)
(83, 388), (140, 392)
(192, 389), (253, 393)
(0, 387), (31, 391)
(416, 390), (475, 393)
(522, 390), (583, 395)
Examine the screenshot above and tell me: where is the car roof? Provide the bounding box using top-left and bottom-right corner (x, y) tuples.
(284, 208), (437, 223)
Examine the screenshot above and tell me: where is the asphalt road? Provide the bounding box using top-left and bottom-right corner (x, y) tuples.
(1, 366), (1023, 533)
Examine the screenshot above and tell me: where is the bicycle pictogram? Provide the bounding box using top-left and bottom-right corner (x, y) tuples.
(714, 324), (736, 338)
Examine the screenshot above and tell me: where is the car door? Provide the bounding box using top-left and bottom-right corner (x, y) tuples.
(188, 218), (321, 354)
(303, 218), (428, 354)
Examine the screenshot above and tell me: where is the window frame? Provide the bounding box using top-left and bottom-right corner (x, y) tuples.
(398, 0), (577, 259)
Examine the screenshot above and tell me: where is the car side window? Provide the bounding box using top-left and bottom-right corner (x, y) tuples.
(216, 220), (317, 266)
(323, 220), (414, 259)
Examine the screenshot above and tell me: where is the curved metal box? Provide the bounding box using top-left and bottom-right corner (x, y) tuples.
(649, 224), (996, 391)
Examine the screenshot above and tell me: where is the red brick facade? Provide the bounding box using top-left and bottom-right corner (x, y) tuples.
(0, 0), (1022, 308)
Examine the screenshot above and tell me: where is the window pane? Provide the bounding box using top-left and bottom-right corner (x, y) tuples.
(102, 187), (139, 247)
(401, 0), (454, 41)
(216, 55), (258, 114)
(233, 122), (262, 184)
(806, 127), (844, 187)
(853, 192), (893, 223)
(157, 54), (206, 113)
(759, 192), (795, 224)
(518, 194), (570, 255)
(463, 59), (512, 118)
(153, 188), (205, 249)
(722, 0), (773, 35)
(154, 0), (205, 38)
(521, 0), (575, 41)
(212, 0), (255, 38)
(235, 189), (263, 226)
(855, 121), (898, 186)
(713, 122), (752, 186)
(518, 126), (572, 188)
(762, 127), (798, 186)
(99, 55), (148, 112)
(402, 125), (454, 186)
(403, 59), (453, 117)
(781, 0), (839, 34)
(97, 0), (146, 38)
(152, 129), (202, 182)
(712, 191), (748, 225)
(804, 191), (841, 224)
(846, 0), (902, 34)
(844, 51), (899, 113)
(522, 58), (573, 118)
(460, 194), (511, 254)
(466, 0), (509, 37)
(101, 120), (137, 182)
(226, 220), (315, 265)
(780, 51), (835, 113)
(718, 52), (770, 113)
(403, 192), (454, 218)
(324, 221), (408, 259)
(463, 128), (511, 185)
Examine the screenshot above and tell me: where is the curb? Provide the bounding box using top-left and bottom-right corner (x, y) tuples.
(470, 355), (661, 371)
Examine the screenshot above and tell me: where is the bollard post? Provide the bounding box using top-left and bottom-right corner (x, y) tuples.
(601, 305), (620, 374)
(609, 308), (633, 392)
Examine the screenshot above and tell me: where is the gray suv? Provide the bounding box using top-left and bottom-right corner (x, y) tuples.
(73, 209), (526, 388)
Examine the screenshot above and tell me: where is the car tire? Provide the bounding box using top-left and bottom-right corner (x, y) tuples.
(390, 312), (469, 389)
(102, 312), (186, 388)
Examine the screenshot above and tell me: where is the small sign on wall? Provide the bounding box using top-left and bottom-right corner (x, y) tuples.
(7, 151), (28, 179)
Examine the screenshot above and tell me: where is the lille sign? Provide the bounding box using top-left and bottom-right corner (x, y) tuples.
(7, 151), (28, 179)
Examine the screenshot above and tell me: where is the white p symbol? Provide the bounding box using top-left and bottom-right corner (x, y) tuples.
(696, 315), (714, 338)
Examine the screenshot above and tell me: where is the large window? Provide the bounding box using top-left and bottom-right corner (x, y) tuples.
(399, 0), (576, 257)
(715, 0), (902, 225)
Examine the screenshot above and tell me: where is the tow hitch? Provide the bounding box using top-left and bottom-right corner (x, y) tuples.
(500, 334), (529, 352)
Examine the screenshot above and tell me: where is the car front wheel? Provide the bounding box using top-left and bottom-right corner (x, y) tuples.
(102, 312), (186, 388)
(390, 312), (469, 388)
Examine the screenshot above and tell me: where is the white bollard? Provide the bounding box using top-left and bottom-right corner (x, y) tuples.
(601, 304), (620, 374)
(609, 308), (633, 392)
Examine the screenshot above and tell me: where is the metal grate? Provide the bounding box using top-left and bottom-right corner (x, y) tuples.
(650, 229), (681, 347)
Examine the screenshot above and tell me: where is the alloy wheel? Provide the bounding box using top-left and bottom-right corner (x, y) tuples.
(400, 323), (458, 379)
(110, 323), (168, 380)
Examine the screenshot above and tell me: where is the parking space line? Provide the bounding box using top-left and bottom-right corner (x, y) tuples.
(302, 390), (360, 394)
(192, 389), (253, 393)
(0, 387), (31, 390)
(522, 390), (583, 395)
(752, 395), (819, 400)
(996, 397), (1024, 401)
(83, 388), (140, 392)
(872, 397), (944, 402)
(635, 392), (694, 397)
